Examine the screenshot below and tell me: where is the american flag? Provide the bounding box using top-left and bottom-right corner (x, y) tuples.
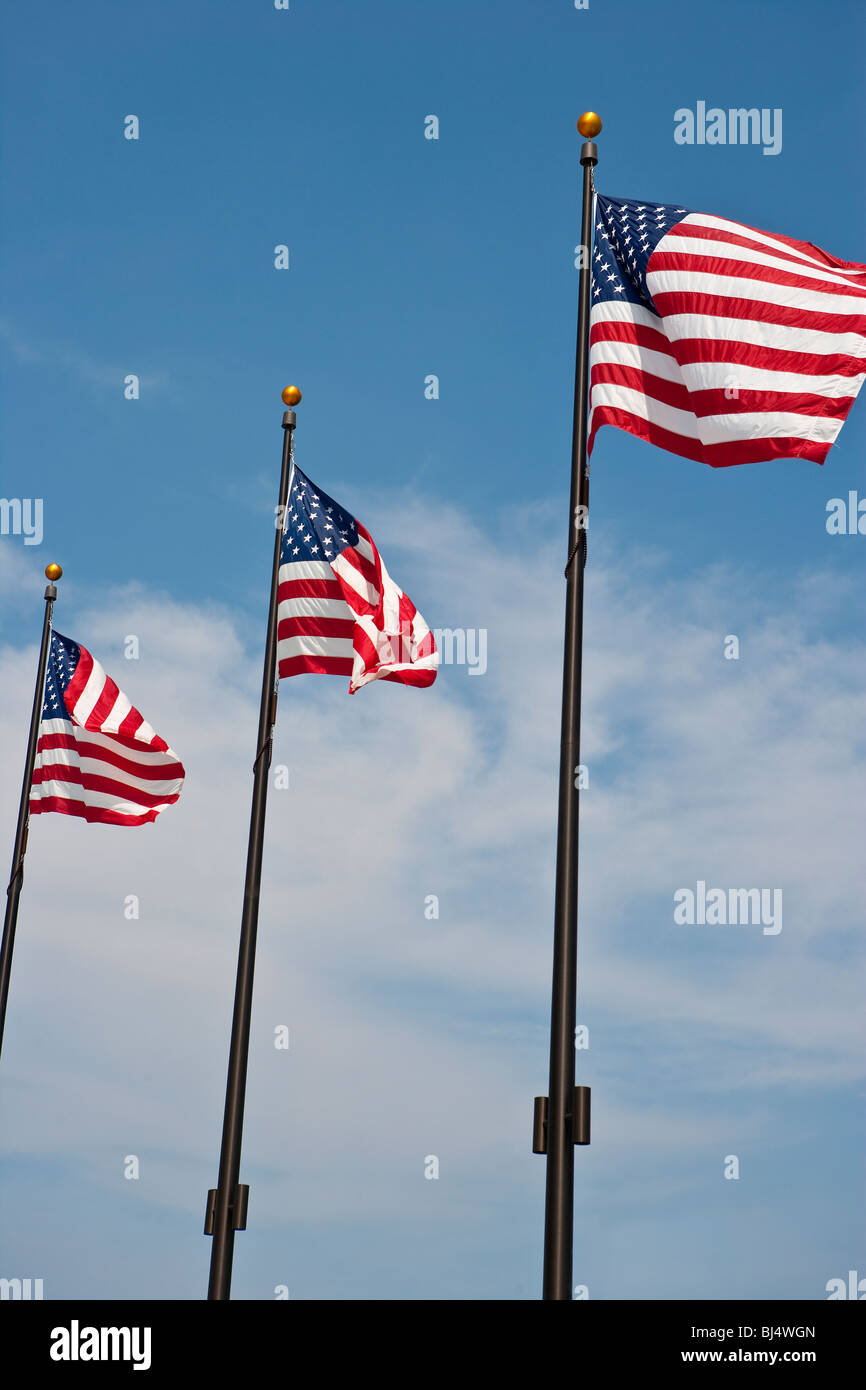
(277, 464), (438, 692)
(29, 631), (185, 827)
(589, 192), (866, 467)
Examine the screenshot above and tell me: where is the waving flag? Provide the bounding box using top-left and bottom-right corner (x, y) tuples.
(277, 464), (437, 692)
(29, 631), (185, 826)
(589, 193), (866, 467)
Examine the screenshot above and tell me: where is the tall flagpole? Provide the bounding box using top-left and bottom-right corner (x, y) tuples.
(0, 563), (63, 1064)
(533, 114), (601, 1300)
(205, 386), (300, 1300)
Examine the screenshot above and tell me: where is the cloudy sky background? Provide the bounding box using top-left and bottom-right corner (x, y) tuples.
(1, 0), (864, 1299)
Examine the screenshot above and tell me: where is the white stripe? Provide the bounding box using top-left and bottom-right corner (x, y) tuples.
(30, 779), (175, 816)
(591, 300), (661, 330)
(279, 559), (336, 582)
(94, 691), (159, 745)
(351, 658), (438, 691)
(590, 338), (863, 398)
(37, 719), (182, 768)
(658, 312), (866, 360)
(696, 410), (841, 445)
(682, 214), (866, 278)
(411, 609), (432, 643)
(278, 595), (352, 621)
(681, 361), (863, 400)
(648, 268), (866, 318)
(97, 690), (132, 734)
(69, 657), (108, 726)
(590, 338), (683, 384)
(589, 383), (842, 445)
(590, 384), (700, 439)
(354, 533), (377, 566)
(331, 552), (379, 608)
(378, 560), (403, 634)
(661, 233), (866, 293)
(34, 743), (184, 798)
(277, 634), (355, 662)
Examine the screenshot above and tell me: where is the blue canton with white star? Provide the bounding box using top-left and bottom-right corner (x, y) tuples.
(42, 631), (80, 721)
(592, 194), (692, 314)
(281, 464), (359, 565)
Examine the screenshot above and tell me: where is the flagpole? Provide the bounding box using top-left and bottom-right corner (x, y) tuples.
(534, 114), (601, 1300)
(0, 563), (63, 1064)
(205, 386), (300, 1300)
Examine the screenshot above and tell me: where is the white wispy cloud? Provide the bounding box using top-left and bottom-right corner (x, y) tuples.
(0, 501), (863, 1290)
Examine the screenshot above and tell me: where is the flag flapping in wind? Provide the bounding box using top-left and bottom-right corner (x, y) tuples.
(589, 193), (866, 467)
(29, 631), (185, 826)
(277, 464), (438, 692)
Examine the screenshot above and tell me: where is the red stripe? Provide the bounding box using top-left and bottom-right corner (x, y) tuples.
(651, 289), (866, 335)
(588, 405), (829, 466)
(675, 387), (851, 421)
(353, 626), (380, 669)
(117, 707), (146, 740)
(659, 335), (866, 378)
(718, 222), (866, 281)
(32, 765), (181, 809)
(40, 722), (181, 757)
(29, 795), (159, 826)
(650, 249), (866, 303)
(665, 220), (866, 287)
(589, 406), (706, 463)
(278, 654), (355, 677)
(36, 732), (185, 781)
(337, 544), (380, 596)
(375, 667), (437, 689)
(278, 577), (345, 602)
(398, 589), (418, 632)
(591, 361), (693, 413)
(591, 362), (852, 420)
(590, 318), (673, 355)
(64, 644), (93, 711)
(344, 547), (379, 589)
(277, 616), (356, 641)
(591, 316), (866, 379)
(86, 674), (121, 731)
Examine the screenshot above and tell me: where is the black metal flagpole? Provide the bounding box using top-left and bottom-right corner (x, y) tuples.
(205, 386), (300, 1300)
(533, 114), (601, 1300)
(0, 563), (63, 1065)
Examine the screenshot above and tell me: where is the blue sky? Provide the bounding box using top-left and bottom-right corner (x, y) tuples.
(1, 0), (864, 1300)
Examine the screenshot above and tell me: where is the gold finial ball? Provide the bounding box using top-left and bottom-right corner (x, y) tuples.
(45, 563), (63, 582)
(577, 112), (603, 139)
(281, 385), (302, 407)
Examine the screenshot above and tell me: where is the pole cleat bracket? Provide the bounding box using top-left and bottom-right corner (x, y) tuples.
(204, 1184), (250, 1236)
(533, 1096), (549, 1154)
(572, 1085), (591, 1145)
